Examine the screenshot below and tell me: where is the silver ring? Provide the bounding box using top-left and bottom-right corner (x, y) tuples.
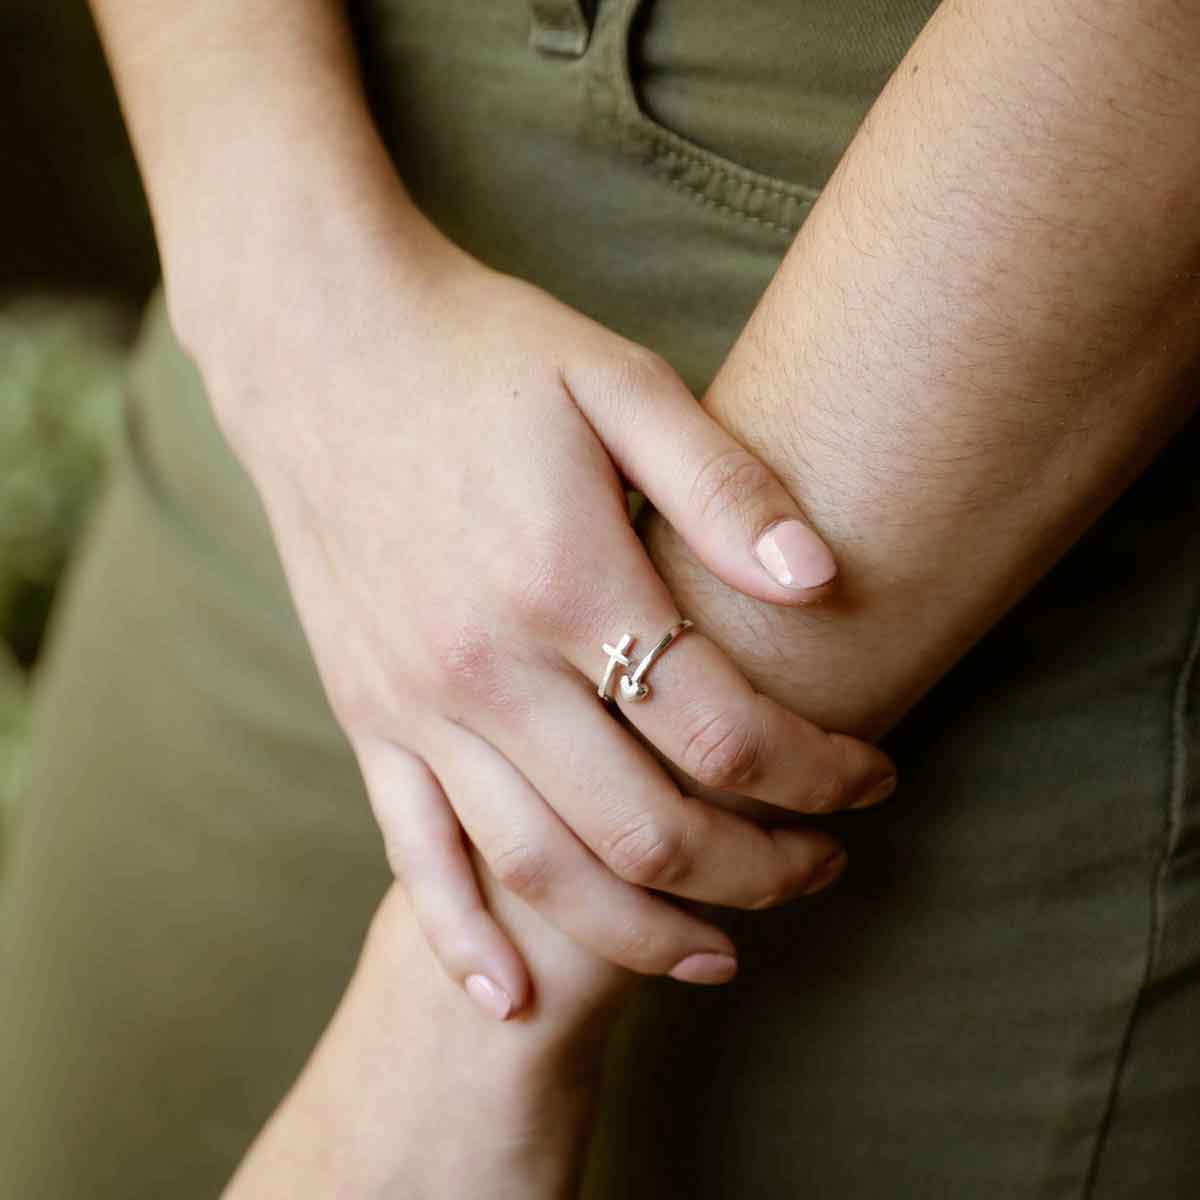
(598, 619), (694, 704)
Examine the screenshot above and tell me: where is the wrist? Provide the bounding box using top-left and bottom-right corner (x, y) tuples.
(161, 151), (458, 375)
(269, 886), (614, 1199)
(91, 0), (453, 366)
(361, 884), (626, 1086)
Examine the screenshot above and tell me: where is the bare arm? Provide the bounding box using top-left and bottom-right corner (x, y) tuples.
(643, 0), (1200, 760)
(85, 0), (436, 343)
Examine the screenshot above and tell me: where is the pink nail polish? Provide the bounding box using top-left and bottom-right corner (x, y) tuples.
(668, 952), (739, 985)
(464, 974), (513, 1021)
(754, 521), (837, 590)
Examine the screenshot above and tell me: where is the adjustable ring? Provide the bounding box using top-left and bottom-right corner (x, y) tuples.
(598, 620), (694, 704)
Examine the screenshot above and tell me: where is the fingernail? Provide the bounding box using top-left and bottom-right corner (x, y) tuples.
(803, 850), (848, 895)
(668, 952), (739, 985)
(464, 973), (513, 1021)
(852, 772), (898, 810)
(754, 521), (837, 590)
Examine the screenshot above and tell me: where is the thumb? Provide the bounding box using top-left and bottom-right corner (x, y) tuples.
(566, 349), (837, 605)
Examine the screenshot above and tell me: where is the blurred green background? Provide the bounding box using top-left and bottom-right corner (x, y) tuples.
(1, 0), (157, 862)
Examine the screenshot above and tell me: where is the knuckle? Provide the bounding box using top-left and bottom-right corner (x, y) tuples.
(608, 920), (670, 974)
(324, 662), (397, 736)
(489, 840), (555, 902)
(604, 816), (691, 889)
(689, 448), (777, 526)
(612, 347), (681, 396)
(428, 623), (531, 721)
(431, 623), (503, 698)
(681, 707), (762, 792)
(503, 539), (598, 643)
(327, 683), (376, 734)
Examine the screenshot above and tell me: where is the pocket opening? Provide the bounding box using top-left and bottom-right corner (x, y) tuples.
(590, 0), (819, 236)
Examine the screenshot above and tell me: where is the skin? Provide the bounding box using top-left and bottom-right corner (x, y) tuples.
(221, 865), (626, 1199)
(87, 0), (899, 1021)
(99, 0), (1200, 1195)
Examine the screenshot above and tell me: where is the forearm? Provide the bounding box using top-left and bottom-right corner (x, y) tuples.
(87, 0), (450, 356)
(221, 884), (618, 1199)
(644, 0), (1200, 746)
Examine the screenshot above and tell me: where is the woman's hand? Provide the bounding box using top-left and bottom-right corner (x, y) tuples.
(188, 211), (897, 1020)
(87, 0), (895, 1023)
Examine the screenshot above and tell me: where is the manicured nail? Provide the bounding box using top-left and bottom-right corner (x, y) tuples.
(803, 850), (848, 894)
(668, 952), (739, 985)
(754, 521), (837, 590)
(852, 772), (898, 810)
(464, 974), (513, 1021)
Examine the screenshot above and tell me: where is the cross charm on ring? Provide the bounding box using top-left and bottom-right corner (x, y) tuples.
(598, 633), (635, 702)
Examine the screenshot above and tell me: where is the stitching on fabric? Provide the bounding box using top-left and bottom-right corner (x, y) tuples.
(584, 0), (817, 236)
(1079, 581), (1200, 1198)
(619, 108), (815, 233)
(634, 120), (821, 204)
(590, 96), (812, 236)
(659, 172), (806, 237)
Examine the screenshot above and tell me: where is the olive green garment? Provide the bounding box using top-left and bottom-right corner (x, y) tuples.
(3, 1), (1200, 1196)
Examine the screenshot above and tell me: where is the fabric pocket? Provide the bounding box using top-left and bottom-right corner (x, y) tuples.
(584, 0), (820, 237)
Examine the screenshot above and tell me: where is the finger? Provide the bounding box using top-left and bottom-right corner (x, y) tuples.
(550, 525), (898, 814)
(354, 734), (532, 1020)
(472, 665), (850, 912)
(563, 349), (838, 605)
(593, 619), (895, 814)
(425, 721), (745, 984)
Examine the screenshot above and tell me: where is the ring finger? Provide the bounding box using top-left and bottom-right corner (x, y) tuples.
(555, 528), (897, 815)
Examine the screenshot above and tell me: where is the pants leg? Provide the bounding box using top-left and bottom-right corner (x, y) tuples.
(0, 362), (390, 1195)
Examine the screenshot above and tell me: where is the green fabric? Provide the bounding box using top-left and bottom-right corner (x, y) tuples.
(4, 1), (1200, 1195)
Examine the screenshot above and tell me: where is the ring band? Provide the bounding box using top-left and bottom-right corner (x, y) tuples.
(598, 619), (694, 703)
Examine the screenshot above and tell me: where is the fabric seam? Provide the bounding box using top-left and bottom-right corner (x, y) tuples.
(658, 170), (810, 237)
(595, 102), (813, 236)
(1079, 579), (1200, 1198)
(629, 118), (821, 205)
(585, 0), (817, 237)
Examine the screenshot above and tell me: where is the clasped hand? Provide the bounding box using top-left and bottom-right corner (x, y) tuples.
(195, 229), (897, 1017)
